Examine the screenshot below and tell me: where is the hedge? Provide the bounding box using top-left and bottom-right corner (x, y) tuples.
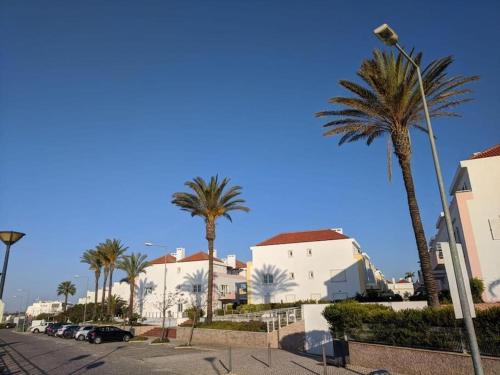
(193, 321), (267, 332)
(323, 301), (500, 356)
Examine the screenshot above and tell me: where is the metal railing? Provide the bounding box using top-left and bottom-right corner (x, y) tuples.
(213, 306), (302, 332)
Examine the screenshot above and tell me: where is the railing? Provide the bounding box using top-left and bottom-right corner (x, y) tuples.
(213, 306), (302, 332)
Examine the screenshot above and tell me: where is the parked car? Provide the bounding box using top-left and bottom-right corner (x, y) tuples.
(74, 325), (95, 341)
(29, 320), (49, 333)
(87, 326), (133, 344)
(58, 325), (80, 338)
(46, 323), (63, 336)
(0, 322), (16, 329)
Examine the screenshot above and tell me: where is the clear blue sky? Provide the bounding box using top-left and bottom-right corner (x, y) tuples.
(1, 1), (499, 311)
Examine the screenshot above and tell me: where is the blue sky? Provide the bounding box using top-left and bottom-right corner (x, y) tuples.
(1, 1), (499, 311)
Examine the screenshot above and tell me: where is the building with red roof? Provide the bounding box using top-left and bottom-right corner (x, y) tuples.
(248, 228), (387, 303)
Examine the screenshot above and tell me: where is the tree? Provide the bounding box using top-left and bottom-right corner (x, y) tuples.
(81, 249), (103, 321)
(101, 239), (128, 317)
(404, 271), (415, 281)
(150, 288), (186, 341)
(118, 252), (150, 323)
(316, 49), (478, 308)
(172, 176), (249, 322)
(96, 243), (109, 319)
(57, 281), (76, 314)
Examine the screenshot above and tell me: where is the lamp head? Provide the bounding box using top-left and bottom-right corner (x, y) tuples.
(374, 23), (399, 46)
(0, 231), (25, 246)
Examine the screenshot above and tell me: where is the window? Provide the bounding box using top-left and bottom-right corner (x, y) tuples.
(177, 267), (181, 273)
(438, 250), (444, 259)
(455, 226), (462, 244)
(288, 250), (293, 258)
(177, 303), (183, 313)
(308, 271), (314, 279)
(192, 284), (202, 293)
(220, 284), (228, 295)
(307, 248), (312, 257)
(263, 274), (274, 284)
(289, 272), (295, 280)
(144, 287), (153, 295)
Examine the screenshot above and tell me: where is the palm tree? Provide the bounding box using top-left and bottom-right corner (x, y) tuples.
(81, 249), (103, 321)
(57, 281), (76, 314)
(96, 243), (109, 318)
(172, 176), (249, 322)
(118, 252), (150, 322)
(404, 271), (415, 281)
(316, 49), (478, 308)
(101, 239), (128, 317)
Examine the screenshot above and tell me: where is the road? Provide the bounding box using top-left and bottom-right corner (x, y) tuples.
(0, 329), (375, 375)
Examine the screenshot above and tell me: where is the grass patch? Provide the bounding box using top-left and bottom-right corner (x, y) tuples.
(129, 335), (148, 341)
(151, 338), (170, 344)
(194, 320), (267, 332)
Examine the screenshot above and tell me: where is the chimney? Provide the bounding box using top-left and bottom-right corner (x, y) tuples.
(213, 249), (217, 259)
(331, 228), (343, 234)
(175, 247), (185, 261)
(227, 255), (236, 268)
(392, 277), (396, 285)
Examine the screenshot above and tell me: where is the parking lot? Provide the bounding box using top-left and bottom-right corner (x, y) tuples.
(0, 329), (376, 375)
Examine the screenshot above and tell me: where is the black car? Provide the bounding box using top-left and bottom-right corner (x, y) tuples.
(46, 323), (63, 336)
(87, 326), (133, 344)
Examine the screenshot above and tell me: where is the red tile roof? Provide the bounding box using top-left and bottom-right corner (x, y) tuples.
(470, 144), (500, 160)
(256, 229), (349, 246)
(149, 254), (177, 265)
(397, 279), (412, 284)
(235, 260), (247, 269)
(177, 251), (223, 263)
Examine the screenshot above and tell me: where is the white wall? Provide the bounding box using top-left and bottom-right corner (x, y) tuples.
(250, 239), (363, 303)
(303, 304), (333, 356)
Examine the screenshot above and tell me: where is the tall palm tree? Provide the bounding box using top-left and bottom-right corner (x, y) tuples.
(404, 271), (415, 281)
(57, 281), (76, 314)
(81, 249), (103, 320)
(101, 239), (128, 317)
(316, 49), (478, 308)
(96, 243), (109, 318)
(118, 252), (150, 322)
(172, 176), (249, 322)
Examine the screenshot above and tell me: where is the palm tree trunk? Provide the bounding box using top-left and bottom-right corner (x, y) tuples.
(107, 268), (114, 318)
(129, 283), (134, 323)
(205, 220), (215, 324)
(101, 269), (108, 319)
(93, 272), (99, 321)
(64, 294), (68, 319)
(393, 131), (439, 308)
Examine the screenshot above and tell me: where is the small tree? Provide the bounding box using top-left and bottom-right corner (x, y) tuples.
(150, 288), (186, 341)
(470, 277), (484, 303)
(57, 281), (76, 315)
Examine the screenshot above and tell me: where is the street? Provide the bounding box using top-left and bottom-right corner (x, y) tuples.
(0, 330), (375, 375)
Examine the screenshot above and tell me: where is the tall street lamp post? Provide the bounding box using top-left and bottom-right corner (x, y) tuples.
(145, 242), (169, 341)
(0, 231), (26, 300)
(17, 288), (30, 331)
(373, 24), (483, 375)
(74, 275), (89, 322)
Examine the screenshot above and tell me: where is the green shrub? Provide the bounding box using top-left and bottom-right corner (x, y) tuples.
(185, 306), (204, 320)
(151, 337), (169, 343)
(470, 278), (484, 303)
(194, 320), (267, 332)
(322, 301), (499, 356)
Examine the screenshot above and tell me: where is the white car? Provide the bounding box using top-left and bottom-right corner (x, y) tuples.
(74, 325), (95, 341)
(56, 324), (72, 337)
(29, 320), (49, 333)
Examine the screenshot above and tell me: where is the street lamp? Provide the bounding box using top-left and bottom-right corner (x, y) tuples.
(0, 231), (25, 300)
(145, 241), (169, 341)
(373, 23), (483, 375)
(74, 275), (89, 322)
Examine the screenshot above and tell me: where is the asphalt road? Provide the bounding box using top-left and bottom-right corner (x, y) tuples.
(0, 329), (376, 375)
(0, 329), (202, 375)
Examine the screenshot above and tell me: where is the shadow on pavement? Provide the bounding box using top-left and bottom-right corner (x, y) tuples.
(203, 356), (222, 375)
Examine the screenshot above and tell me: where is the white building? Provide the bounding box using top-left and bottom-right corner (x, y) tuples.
(25, 300), (64, 318)
(429, 144), (500, 302)
(85, 248), (247, 322)
(248, 228), (386, 303)
(387, 277), (414, 298)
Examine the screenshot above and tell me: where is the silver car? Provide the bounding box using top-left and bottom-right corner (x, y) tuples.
(74, 325), (95, 341)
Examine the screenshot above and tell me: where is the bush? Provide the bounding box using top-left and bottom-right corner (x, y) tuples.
(185, 306), (204, 320)
(470, 278), (484, 303)
(322, 301), (500, 356)
(194, 320), (267, 332)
